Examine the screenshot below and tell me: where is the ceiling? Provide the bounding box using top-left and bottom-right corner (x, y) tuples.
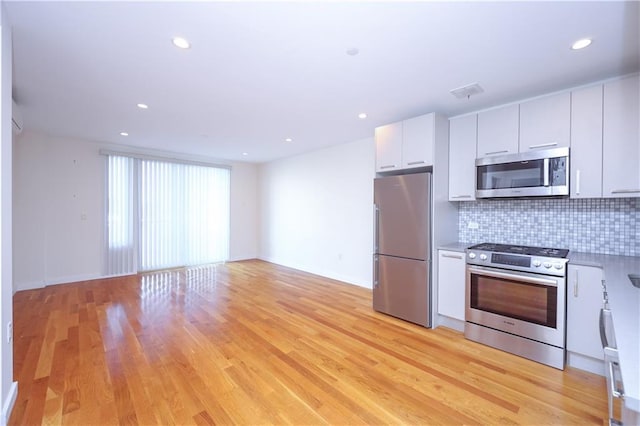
(7, 1), (640, 163)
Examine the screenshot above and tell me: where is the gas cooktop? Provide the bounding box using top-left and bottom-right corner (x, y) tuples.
(467, 243), (569, 259)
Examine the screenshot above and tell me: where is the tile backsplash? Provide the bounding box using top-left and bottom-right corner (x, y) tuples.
(458, 198), (639, 256)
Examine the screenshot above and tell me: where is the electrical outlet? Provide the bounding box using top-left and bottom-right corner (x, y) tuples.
(467, 221), (479, 230)
(7, 321), (12, 344)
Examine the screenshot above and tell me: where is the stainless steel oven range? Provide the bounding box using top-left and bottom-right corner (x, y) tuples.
(465, 243), (569, 369)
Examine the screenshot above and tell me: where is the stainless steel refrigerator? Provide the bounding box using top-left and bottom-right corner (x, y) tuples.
(373, 172), (431, 327)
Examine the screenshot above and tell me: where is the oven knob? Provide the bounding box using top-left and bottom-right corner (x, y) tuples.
(543, 262), (552, 269)
(553, 263), (563, 270)
(533, 260), (541, 267)
(479, 254), (487, 261)
(468, 252), (476, 259)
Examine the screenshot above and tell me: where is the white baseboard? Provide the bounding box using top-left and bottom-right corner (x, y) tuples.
(46, 273), (103, 286)
(14, 279), (45, 292)
(257, 256), (371, 289)
(15, 272), (136, 293)
(227, 254), (258, 262)
(1, 381), (18, 426)
(566, 351), (605, 376)
(435, 315), (465, 332)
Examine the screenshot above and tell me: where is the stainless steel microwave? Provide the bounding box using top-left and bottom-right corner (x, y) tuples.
(476, 147), (569, 198)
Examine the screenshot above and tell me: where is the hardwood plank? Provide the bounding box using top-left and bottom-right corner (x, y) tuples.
(10, 260), (607, 425)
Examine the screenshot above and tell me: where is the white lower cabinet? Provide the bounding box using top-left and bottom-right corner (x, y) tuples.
(566, 264), (604, 372)
(437, 250), (466, 322)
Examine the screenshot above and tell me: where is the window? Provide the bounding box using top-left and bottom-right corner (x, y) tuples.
(106, 155), (230, 275)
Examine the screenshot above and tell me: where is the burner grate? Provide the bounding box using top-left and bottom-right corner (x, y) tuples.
(468, 243), (569, 258)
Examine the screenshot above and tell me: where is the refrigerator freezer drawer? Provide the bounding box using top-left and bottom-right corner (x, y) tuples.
(373, 255), (430, 327)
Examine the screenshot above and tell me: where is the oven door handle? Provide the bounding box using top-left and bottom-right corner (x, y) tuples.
(467, 266), (559, 287)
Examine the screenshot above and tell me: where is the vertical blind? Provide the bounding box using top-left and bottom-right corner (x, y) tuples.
(106, 155), (230, 275)
(107, 156), (135, 275)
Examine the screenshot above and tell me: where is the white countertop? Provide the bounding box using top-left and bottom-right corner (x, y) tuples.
(437, 242), (470, 253)
(569, 252), (640, 413)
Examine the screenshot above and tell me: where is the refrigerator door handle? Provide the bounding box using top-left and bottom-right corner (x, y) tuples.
(373, 255), (379, 288)
(373, 204), (380, 253)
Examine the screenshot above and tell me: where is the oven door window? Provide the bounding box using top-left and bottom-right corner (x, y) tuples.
(477, 159), (544, 190)
(470, 274), (557, 328)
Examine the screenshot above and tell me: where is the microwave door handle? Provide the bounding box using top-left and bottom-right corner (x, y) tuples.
(543, 158), (550, 187)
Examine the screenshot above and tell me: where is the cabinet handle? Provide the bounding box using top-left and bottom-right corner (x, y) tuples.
(441, 253), (463, 259)
(574, 269), (579, 297)
(599, 308), (608, 348)
(484, 150), (508, 156)
(529, 142), (558, 149)
(576, 170), (581, 195)
(451, 195), (472, 199)
(407, 160), (426, 166)
(380, 165), (397, 170)
(611, 189), (640, 194)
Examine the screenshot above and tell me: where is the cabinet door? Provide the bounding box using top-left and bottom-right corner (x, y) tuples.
(448, 115), (477, 201)
(519, 92), (571, 151)
(403, 113), (434, 168)
(437, 250), (466, 321)
(603, 75), (640, 197)
(571, 85), (603, 198)
(477, 104), (519, 158)
(375, 121), (403, 172)
(566, 265), (604, 360)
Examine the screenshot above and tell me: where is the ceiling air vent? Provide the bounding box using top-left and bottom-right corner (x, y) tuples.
(450, 83), (484, 99)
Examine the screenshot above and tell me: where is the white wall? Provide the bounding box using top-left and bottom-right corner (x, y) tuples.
(13, 130), (259, 291)
(258, 137), (375, 287)
(0, 2), (16, 422)
(229, 162), (258, 261)
(14, 132), (105, 289)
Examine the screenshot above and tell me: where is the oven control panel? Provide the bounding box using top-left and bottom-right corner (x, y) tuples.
(466, 249), (568, 276)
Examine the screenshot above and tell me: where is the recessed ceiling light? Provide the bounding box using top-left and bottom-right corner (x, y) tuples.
(285, 138), (293, 142)
(242, 152), (248, 156)
(120, 132), (129, 136)
(571, 38), (592, 50)
(137, 103), (149, 109)
(172, 37), (191, 49)
(358, 113), (367, 119)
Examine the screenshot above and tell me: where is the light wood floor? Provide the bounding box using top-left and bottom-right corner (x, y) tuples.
(11, 259), (606, 425)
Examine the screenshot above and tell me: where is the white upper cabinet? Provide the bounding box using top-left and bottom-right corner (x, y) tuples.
(448, 114), (477, 201)
(477, 104), (519, 158)
(375, 113), (436, 172)
(570, 85), (603, 198)
(375, 121), (403, 172)
(403, 114), (434, 169)
(603, 74), (640, 198)
(519, 92), (571, 151)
